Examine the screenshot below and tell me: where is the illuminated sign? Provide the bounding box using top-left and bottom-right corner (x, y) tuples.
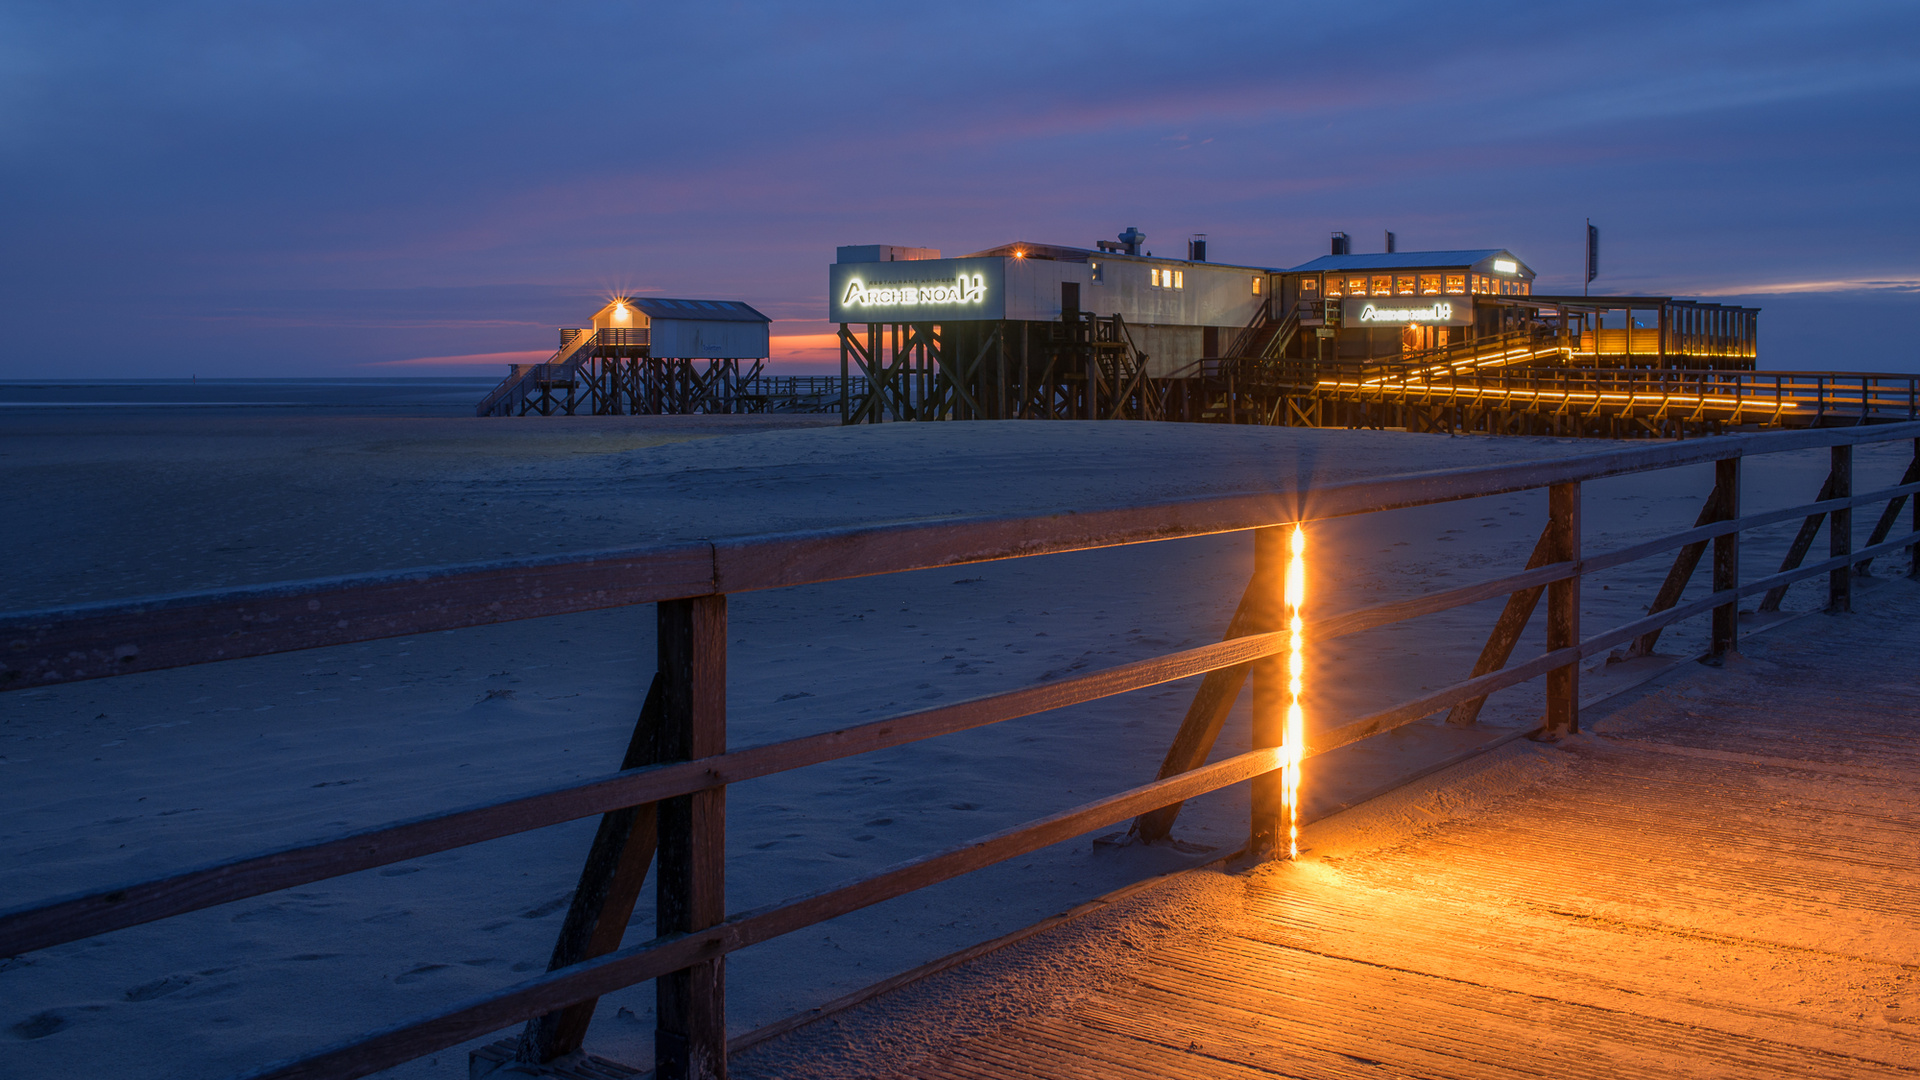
(1342, 297), (1473, 326)
(828, 256), (1008, 322)
(1492, 259), (1519, 274)
(841, 273), (986, 309)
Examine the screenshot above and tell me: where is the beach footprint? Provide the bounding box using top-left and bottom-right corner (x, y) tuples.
(10, 1011), (69, 1040)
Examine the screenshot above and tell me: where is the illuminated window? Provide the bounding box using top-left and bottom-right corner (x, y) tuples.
(1090, 261), (1103, 283)
(1396, 276), (1416, 295)
(1346, 277), (1367, 296)
(1173, 270), (1184, 289)
(1419, 275), (1441, 294)
(1371, 275), (1393, 296)
(1150, 268), (1162, 287)
(1444, 274), (1465, 294)
(1325, 278), (1343, 297)
(1518, 281), (1530, 295)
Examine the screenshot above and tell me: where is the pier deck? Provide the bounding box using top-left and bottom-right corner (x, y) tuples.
(747, 578), (1920, 1079)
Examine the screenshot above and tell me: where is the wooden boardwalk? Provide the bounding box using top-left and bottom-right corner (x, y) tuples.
(741, 579), (1920, 1079)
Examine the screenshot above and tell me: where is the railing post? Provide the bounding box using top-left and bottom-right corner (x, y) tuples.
(656, 595), (728, 1080)
(1709, 457), (1741, 661)
(1249, 526), (1287, 857)
(1545, 482), (1581, 735)
(1911, 438), (1920, 580)
(1829, 445), (1852, 613)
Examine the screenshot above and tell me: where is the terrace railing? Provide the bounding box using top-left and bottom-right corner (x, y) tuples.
(2, 423), (1917, 1080)
(1310, 366), (1920, 427)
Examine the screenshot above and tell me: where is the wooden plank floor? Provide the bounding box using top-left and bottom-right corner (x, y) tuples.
(751, 579), (1920, 1079)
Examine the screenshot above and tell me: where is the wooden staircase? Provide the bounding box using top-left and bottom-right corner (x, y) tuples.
(475, 328), (600, 417)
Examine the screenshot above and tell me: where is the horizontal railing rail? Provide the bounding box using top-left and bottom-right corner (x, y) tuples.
(15, 464), (1920, 959)
(1303, 366), (1920, 424)
(8, 423), (1912, 690)
(2, 420), (1916, 1080)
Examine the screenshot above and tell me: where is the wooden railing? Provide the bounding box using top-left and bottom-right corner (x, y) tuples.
(1308, 366), (1920, 426)
(738, 375), (861, 413)
(476, 329), (606, 417)
(594, 327), (650, 347)
(2, 423), (1917, 1080)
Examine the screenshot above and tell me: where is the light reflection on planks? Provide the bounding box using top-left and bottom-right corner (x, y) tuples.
(906, 587), (1920, 1079)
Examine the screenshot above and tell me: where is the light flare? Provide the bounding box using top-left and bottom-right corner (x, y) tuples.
(1282, 525), (1307, 859)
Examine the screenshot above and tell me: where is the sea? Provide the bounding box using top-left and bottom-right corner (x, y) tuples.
(0, 377), (500, 416)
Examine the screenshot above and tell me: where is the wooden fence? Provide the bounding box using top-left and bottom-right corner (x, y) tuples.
(3, 423), (1918, 1080)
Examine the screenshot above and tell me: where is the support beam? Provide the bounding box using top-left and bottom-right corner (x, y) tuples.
(1758, 472), (1839, 613)
(1829, 445), (1852, 612)
(655, 596), (728, 1080)
(517, 677), (665, 1064)
(1129, 574), (1264, 843)
(1627, 470), (1736, 657)
(1544, 482), (1581, 736)
(1855, 451), (1919, 576)
(1445, 522), (1554, 727)
(1708, 457), (1742, 660)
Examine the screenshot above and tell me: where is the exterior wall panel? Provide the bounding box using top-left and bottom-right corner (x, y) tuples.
(648, 319), (769, 359)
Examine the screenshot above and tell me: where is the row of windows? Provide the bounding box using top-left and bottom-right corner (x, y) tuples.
(1085, 264), (1261, 296)
(1300, 273), (1530, 298)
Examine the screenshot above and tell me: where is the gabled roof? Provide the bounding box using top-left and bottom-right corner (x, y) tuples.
(613, 298), (769, 323)
(1289, 250), (1527, 274)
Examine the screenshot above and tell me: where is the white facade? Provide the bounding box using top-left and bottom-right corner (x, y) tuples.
(647, 318), (768, 359)
(588, 297), (770, 360)
(829, 250), (1273, 375)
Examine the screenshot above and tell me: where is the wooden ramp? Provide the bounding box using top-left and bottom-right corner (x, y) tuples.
(739, 580), (1920, 1079)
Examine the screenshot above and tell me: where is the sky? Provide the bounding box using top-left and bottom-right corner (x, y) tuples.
(2, 0), (1917, 377)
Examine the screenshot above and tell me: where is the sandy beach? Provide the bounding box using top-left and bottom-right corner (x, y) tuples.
(3, 410), (1912, 1077)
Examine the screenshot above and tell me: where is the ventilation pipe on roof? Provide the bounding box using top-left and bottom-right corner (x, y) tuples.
(1188, 234), (1208, 262)
(1330, 231), (1350, 256)
(1384, 231), (1396, 254)
(1118, 227), (1146, 256)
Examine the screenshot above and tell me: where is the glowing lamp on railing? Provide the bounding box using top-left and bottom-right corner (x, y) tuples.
(1283, 524), (1306, 859)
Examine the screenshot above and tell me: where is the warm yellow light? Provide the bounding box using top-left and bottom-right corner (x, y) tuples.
(1282, 524), (1307, 860)
(1014, 249), (1026, 259)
